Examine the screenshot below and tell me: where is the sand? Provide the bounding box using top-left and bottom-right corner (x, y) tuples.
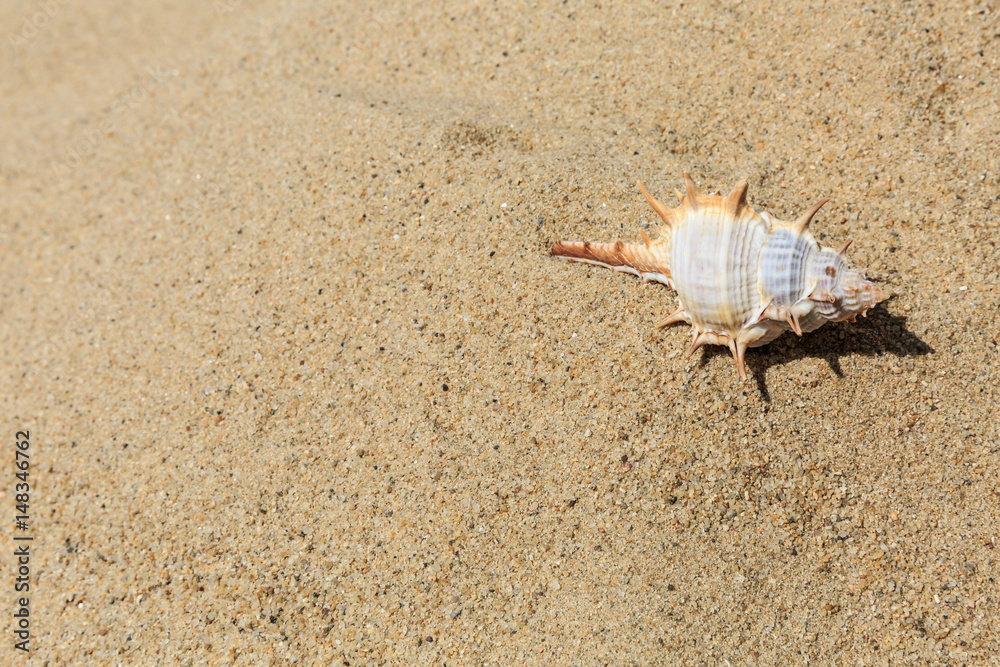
(1, 0), (998, 664)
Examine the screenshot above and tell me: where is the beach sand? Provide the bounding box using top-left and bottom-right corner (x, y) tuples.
(2, 0), (998, 663)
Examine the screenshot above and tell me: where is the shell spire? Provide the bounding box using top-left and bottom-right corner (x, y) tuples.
(638, 181), (674, 228)
(551, 174), (888, 381)
(723, 178), (749, 218)
(791, 198), (830, 235)
(682, 172), (700, 210)
(655, 306), (688, 329)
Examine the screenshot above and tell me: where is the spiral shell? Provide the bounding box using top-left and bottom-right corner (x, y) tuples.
(551, 173), (888, 381)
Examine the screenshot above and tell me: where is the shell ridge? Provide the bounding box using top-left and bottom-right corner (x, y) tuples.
(734, 207), (759, 331)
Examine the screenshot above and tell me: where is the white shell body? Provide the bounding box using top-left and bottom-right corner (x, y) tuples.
(551, 174), (887, 380)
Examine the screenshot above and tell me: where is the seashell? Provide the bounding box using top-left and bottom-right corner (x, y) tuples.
(551, 173), (888, 381)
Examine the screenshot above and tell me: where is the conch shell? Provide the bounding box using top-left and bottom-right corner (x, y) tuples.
(551, 174), (888, 381)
